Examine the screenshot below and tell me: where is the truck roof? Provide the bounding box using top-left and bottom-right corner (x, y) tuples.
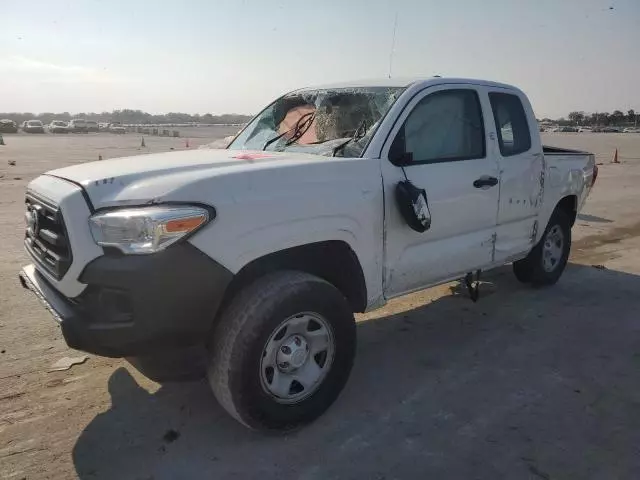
(297, 77), (518, 91)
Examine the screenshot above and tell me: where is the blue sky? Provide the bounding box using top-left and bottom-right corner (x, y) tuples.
(1, 0), (638, 118)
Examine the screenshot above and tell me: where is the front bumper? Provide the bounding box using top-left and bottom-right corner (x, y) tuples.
(19, 243), (233, 357)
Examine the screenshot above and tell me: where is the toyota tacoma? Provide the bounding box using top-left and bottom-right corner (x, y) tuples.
(19, 77), (596, 431)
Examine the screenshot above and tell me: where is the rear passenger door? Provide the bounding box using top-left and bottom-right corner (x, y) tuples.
(381, 85), (500, 297)
(488, 90), (544, 262)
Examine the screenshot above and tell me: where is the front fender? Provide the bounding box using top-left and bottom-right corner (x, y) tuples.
(190, 215), (383, 309)
(184, 158), (385, 308)
(231, 215), (361, 268)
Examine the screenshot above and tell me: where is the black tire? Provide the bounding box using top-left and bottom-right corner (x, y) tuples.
(512, 208), (571, 286)
(207, 271), (356, 431)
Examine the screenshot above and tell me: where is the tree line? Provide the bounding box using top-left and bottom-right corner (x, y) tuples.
(543, 109), (638, 127)
(0, 109), (253, 126)
(3, 107), (637, 128)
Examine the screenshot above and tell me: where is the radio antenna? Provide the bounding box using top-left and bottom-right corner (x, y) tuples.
(388, 11), (398, 79)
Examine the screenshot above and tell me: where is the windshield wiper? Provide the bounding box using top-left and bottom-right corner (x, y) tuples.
(332, 120), (367, 157)
(262, 111), (315, 151)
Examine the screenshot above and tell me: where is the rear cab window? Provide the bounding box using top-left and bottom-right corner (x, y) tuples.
(488, 92), (531, 156)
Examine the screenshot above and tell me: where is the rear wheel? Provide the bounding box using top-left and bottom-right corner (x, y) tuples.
(207, 271), (356, 431)
(513, 208), (571, 286)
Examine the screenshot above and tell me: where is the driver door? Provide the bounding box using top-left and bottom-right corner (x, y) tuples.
(380, 84), (500, 297)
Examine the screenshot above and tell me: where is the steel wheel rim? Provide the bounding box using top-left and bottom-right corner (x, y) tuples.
(542, 224), (564, 272)
(259, 312), (335, 404)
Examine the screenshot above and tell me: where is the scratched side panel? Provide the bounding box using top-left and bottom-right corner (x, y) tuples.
(494, 153), (545, 261)
(536, 153), (595, 242)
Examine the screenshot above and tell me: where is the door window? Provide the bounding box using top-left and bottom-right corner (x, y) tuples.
(391, 89), (485, 164)
(489, 93), (531, 156)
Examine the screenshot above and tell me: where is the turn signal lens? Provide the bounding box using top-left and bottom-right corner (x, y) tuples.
(164, 216), (206, 233)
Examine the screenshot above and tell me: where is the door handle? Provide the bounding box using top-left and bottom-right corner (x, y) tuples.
(473, 176), (499, 189)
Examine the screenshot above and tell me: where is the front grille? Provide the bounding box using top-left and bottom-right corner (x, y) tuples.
(24, 193), (72, 279)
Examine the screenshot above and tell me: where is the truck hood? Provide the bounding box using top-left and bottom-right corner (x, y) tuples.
(46, 149), (325, 208)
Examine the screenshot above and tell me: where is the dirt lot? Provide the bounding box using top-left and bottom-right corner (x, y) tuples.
(1, 131), (639, 479)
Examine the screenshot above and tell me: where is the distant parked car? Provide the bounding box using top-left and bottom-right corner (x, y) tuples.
(0, 119), (18, 133)
(578, 126), (592, 133)
(601, 127), (621, 133)
(623, 127), (640, 133)
(98, 122), (110, 132)
(68, 119), (88, 133)
(22, 120), (45, 133)
(109, 122), (126, 134)
(48, 120), (68, 134)
(86, 120), (99, 133)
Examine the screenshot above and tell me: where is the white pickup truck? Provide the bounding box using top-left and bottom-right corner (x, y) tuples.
(19, 77), (596, 431)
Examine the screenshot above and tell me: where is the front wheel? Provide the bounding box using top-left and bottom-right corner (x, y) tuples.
(513, 209), (571, 286)
(207, 271), (356, 431)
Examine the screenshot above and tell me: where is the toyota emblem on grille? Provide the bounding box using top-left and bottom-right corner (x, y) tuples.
(25, 207), (40, 235)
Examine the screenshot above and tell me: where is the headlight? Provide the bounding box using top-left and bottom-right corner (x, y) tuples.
(89, 205), (211, 254)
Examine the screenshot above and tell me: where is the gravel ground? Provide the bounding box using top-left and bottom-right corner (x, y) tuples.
(0, 131), (639, 479)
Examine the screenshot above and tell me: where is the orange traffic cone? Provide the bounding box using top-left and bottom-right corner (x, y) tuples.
(613, 148), (619, 164)
(185, 138), (190, 148)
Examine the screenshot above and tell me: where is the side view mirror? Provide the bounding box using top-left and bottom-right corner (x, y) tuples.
(395, 180), (431, 232)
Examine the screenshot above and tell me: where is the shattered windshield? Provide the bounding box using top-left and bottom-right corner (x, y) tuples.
(228, 86), (405, 157)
